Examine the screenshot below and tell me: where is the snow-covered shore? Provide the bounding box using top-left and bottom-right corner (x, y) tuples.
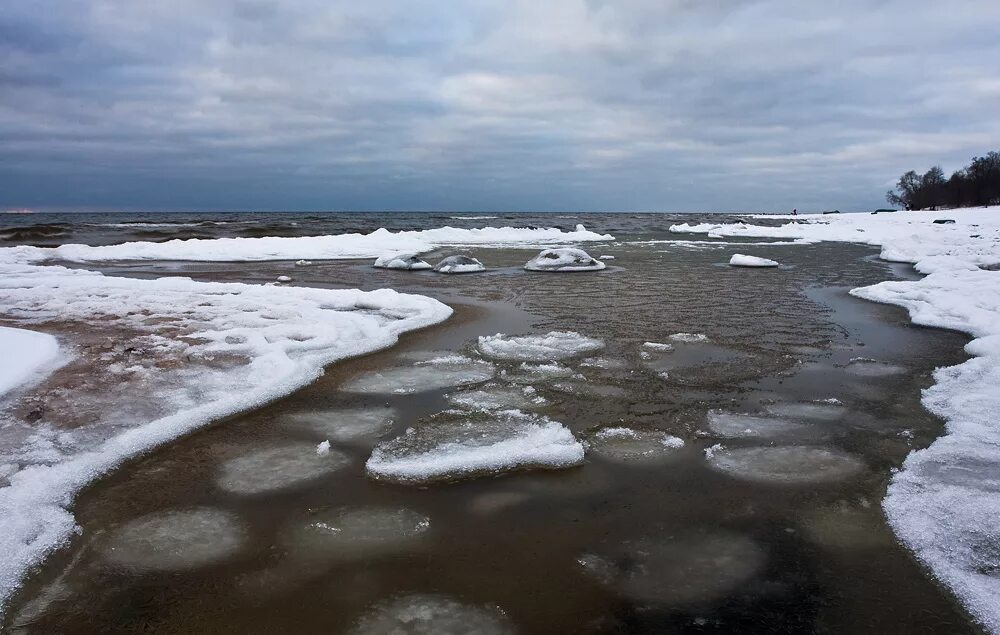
(673, 207), (1000, 633)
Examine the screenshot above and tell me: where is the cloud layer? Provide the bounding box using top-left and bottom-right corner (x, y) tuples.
(2, 0), (999, 211)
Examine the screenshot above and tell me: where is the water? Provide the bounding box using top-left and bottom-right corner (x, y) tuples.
(0, 212), (980, 633)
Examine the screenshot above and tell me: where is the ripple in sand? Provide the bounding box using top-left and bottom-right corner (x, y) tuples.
(216, 443), (350, 495)
(707, 446), (864, 484)
(349, 594), (515, 635)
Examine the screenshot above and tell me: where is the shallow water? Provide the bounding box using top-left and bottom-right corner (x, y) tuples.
(1, 224), (981, 633)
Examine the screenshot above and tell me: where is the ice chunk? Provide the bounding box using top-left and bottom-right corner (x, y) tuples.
(599, 255), (615, 260)
(446, 387), (546, 411)
(548, 381), (627, 399)
(0, 326), (63, 397)
(349, 594), (515, 635)
(366, 411), (584, 484)
(281, 406), (396, 443)
(579, 357), (627, 370)
(729, 254), (780, 268)
(502, 362), (579, 384)
(282, 506), (429, 560)
(97, 507), (246, 571)
(588, 427), (685, 463)
(432, 255), (486, 274)
(706, 411), (818, 440)
(844, 358), (907, 377)
(216, 442), (351, 495)
(478, 331), (603, 361)
(579, 532), (766, 607)
(766, 402), (845, 421)
(669, 332), (709, 343)
(373, 254), (432, 270)
(341, 355), (494, 394)
(707, 446), (865, 484)
(642, 341), (674, 352)
(315, 440), (331, 455)
(468, 490), (532, 515)
(524, 247), (606, 272)
(276, 275), (292, 282)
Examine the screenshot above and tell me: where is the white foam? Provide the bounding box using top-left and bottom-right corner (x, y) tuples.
(707, 446), (865, 484)
(216, 442), (351, 495)
(524, 247), (606, 272)
(729, 254), (780, 268)
(478, 331), (604, 362)
(366, 410), (584, 483)
(0, 326), (63, 397)
(349, 594), (514, 634)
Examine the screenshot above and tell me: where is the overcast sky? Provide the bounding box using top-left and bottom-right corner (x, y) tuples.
(2, 1), (999, 212)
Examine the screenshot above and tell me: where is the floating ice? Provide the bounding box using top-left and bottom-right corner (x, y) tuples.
(282, 506), (429, 560)
(579, 532), (766, 607)
(478, 331), (603, 362)
(729, 254), (780, 268)
(0, 326), (63, 397)
(294, 259), (311, 266)
(579, 357), (627, 370)
(642, 341), (674, 352)
(468, 490), (532, 515)
(281, 406), (396, 443)
(588, 427), (685, 463)
(97, 507), (246, 571)
(669, 333), (709, 343)
(341, 355), (495, 394)
(524, 247), (606, 272)
(373, 254), (432, 270)
(349, 594), (515, 635)
(599, 255), (615, 260)
(366, 411), (584, 484)
(766, 402), (845, 421)
(502, 362), (579, 384)
(276, 275), (292, 282)
(844, 358), (907, 377)
(707, 446), (864, 484)
(549, 381), (627, 399)
(216, 443), (351, 495)
(433, 255), (486, 274)
(446, 387), (545, 411)
(706, 411), (818, 440)
(315, 440), (331, 456)
(801, 504), (894, 550)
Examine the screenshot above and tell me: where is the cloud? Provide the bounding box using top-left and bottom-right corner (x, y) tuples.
(1, 0), (999, 211)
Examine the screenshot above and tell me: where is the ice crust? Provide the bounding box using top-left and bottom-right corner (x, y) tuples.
(433, 255), (486, 274)
(349, 594), (515, 635)
(0, 326), (63, 397)
(729, 253), (779, 267)
(478, 331), (604, 362)
(373, 254), (432, 270)
(524, 247), (606, 272)
(365, 410), (585, 483)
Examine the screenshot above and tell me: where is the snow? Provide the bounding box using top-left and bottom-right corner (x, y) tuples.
(432, 255), (486, 274)
(0, 258), (451, 612)
(4, 224), (614, 263)
(0, 326), (63, 397)
(365, 410), (585, 483)
(276, 275), (292, 282)
(729, 253), (780, 268)
(524, 247), (606, 272)
(373, 254), (432, 270)
(478, 331), (604, 362)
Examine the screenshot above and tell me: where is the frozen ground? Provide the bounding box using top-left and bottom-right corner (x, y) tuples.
(0, 327), (63, 397)
(673, 207), (1000, 633)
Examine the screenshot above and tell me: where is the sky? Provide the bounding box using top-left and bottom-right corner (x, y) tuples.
(2, 1), (1000, 213)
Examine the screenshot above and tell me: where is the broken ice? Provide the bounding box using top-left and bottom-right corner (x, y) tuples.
(707, 446), (864, 484)
(341, 355), (495, 394)
(216, 442), (351, 495)
(587, 427), (685, 463)
(433, 255), (486, 274)
(349, 594), (515, 635)
(524, 247), (606, 272)
(478, 331), (604, 362)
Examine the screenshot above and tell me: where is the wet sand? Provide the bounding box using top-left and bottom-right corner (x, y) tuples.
(3, 239), (982, 634)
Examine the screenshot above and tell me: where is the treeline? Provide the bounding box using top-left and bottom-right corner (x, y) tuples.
(886, 151), (1000, 210)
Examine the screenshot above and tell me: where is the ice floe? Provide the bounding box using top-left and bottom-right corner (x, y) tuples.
(766, 401), (845, 421)
(373, 254), (432, 270)
(341, 355), (495, 394)
(281, 406), (396, 443)
(349, 594), (515, 635)
(0, 326), (63, 398)
(706, 411), (818, 440)
(502, 362), (580, 384)
(844, 358), (906, 377)
(707, 446), (864, 484)
(729, 254), (779, 268)
(446, 386), (546, 411)
(478, 331), (604, 362)
(587, 427), (684, 463)
(433, 255), (486, 274)
(282, 506), (429, 560)
(97, 507), (247, 571)
(524, 247), (606, 272)
(641, 341), (674, 352)
(669, 332), (709, 343)
(216, 442), (351, 495)
(366, 410), (584, 484)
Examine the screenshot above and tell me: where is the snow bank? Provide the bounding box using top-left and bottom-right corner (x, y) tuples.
(2, 224), (614, 263)
(0, 259), (451, 613)
(671, 207), (1000, 632)
(0, 326), (63, 397)
(729, 254), (779, 268)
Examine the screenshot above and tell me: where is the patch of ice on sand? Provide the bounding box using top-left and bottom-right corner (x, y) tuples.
(844, 358), (907, 377)
(349, 594), (515, 635)
(707, 446), (864, 484)
(366, 410), (584, 484)
(282, 506), (429, 560)
(373, 254), (432, 270)
(216, 443), (351, 495)
(502, 362), (579, 384)
(588, 427), (685, 463)
(341, 355), (494, 394)
(281, 406), (396, 443)
(433, 255), (486, 274)
(729, 254), (780, 268)
(579, 532), (766, 607)
(478, 331), (604, 361)
(0, 326), (64, 398)
(524, 247), (606, 272)
(669, 332), (709, 343)
(706, 411), (818, 440)
(97, 507), (246, 571)
(446, 387), (545, 411)
(766, 402), (845, 421)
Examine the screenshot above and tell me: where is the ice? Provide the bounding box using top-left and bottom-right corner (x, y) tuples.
(341, 355), (494, 394)
(216, 442), (351, 495)
(642, 341), (674, 352)
(599, 255), (615, 260)
(282, 506), (429, 560)
(97, 507), (246, 571)
(468, 490), (532, 515)
(502, 362), (579, 384)
(373, 254), (432, 270)
(707, 446), (865, 484)
(446, 386), (546, 411)
(766, 402), (845, 421)
(548, 381), (627, 399)
(524, 247), (606, 272)
(729, 254), (780, 267)
(0, 326), (63, 397)
(579, 357), (627, 370)
(706, 411), (818, 440)
(366, 410), (584, 484)
(801, 504), (894, 550)
(587, 427), (685, 463)
(844, 358), (906, 377)
(669, 333), (709, 343)
(477, 331), (604, 362)
(281, 406), (396, 443)
(315, 440), (331, 455)
(349, 594), (515, 635)
(432, 255), (486, 274)
(579, 532), (766, 607)
(276, 275), (292, 282)
(8, 224), (614, 263)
